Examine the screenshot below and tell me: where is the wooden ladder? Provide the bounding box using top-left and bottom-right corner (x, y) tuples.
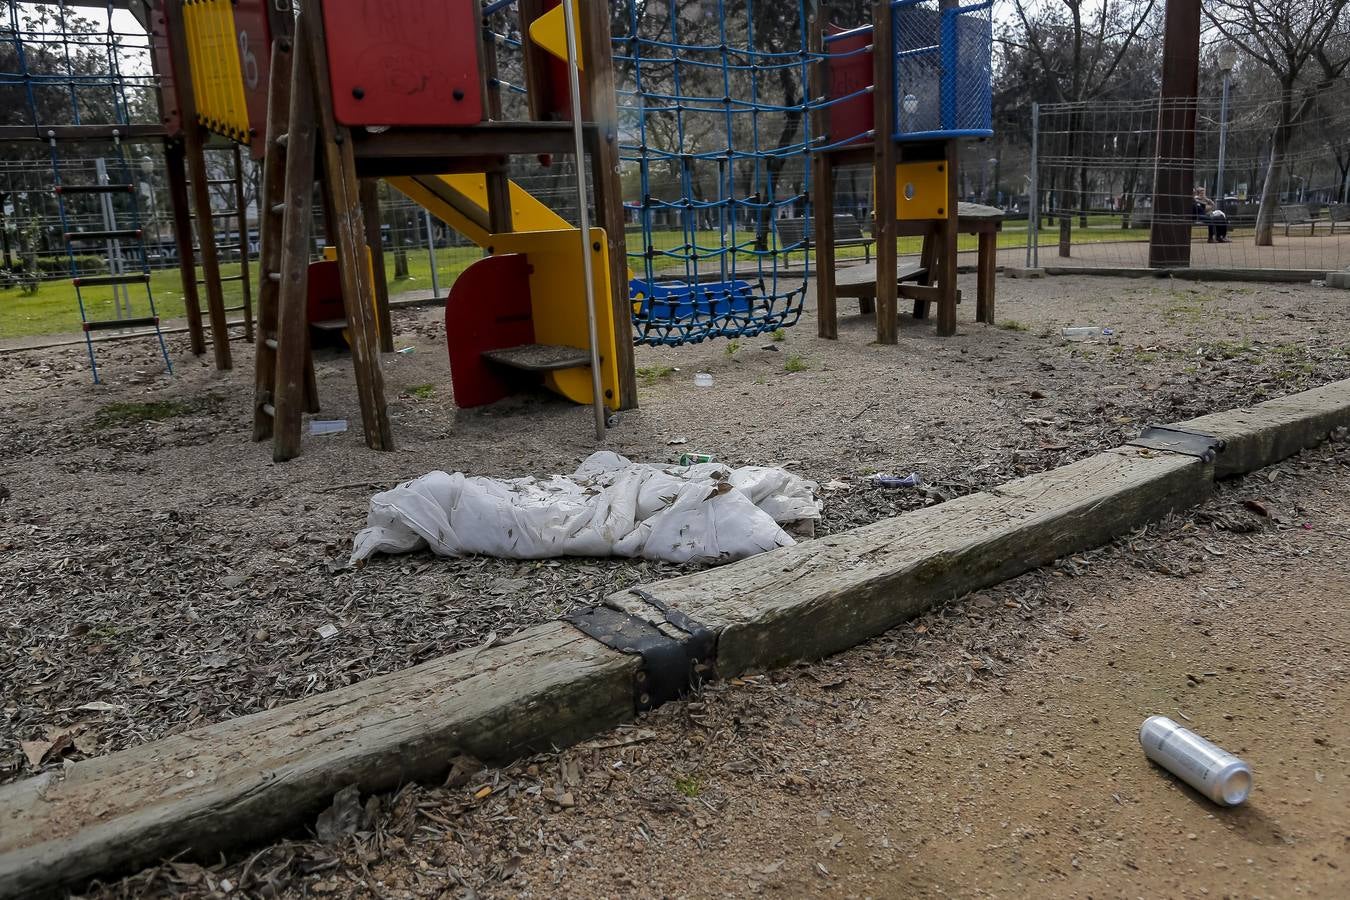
(251, 10), (392, 462)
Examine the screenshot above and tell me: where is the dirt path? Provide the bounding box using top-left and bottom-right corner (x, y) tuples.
(92, 440), (1350, 899)
(3, 274), (1348, 792)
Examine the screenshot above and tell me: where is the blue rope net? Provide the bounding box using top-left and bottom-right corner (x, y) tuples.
(613, 0), (815, 347)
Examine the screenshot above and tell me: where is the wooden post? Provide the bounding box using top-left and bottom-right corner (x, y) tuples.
(809, 12), (838, 340)
(936, 139), (959, 335)
(163, 138), (205, 356)
(253, 35), (293, 444)
(305, 3), (394, 452)
(271, 30), (320, 461)
(976, 229), (996, 324)
(164, 0), (232, 369)
(232, 143), (254, 342)
(478, 8), (514, 236)
(871, 0), (899, 344)
(580, 0), (638, 411)
(518, 0), (557, 121)
(359, 179), (393, 352)
(1148, 0), (1201, 269)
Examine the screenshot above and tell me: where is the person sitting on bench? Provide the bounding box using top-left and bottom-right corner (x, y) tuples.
(1193, 186), (1230, 243)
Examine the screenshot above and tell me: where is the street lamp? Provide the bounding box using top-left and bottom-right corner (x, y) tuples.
(1216, 44), (1238, 203)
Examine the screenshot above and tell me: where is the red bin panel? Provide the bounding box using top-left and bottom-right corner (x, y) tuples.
(320, 0), (483, 127)
(826, 24), (873, 147)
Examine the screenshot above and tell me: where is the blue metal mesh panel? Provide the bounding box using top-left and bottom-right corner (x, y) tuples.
(893, 0), (993, 140)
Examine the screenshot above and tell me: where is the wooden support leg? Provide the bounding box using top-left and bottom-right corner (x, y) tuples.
(872, 0), (898, 344)
(814, 158), (838, 339)
(485, 168), (513, 234)
(936, 140), (959, 336)
(306, 5), (393, 452)
(914, 230), (936, 319)
(581, 0), (637, 411)
(976, 230), (996, 324)
(271, 30), (321, 462)
(359, 179), (393, 352)
(807, 12), (838, 340)
(163, 139), (205, 356)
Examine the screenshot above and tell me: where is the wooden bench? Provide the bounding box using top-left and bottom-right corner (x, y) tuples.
(821, 202), (1001, 326)
(1279, 204), (1319, 236)
(777, 215), (875, 263)
(1329, 204), (1349, 235)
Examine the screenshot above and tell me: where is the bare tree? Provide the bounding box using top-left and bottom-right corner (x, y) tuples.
(1003, 0), (1159, 250)
(1205, 0), (1350, 244)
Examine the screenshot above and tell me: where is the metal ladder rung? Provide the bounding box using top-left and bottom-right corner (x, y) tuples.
(83, 315), (160, 332)
(73, 273), (152, 287)
(55, 183), (135, 195)
(65, 229), (142, 242)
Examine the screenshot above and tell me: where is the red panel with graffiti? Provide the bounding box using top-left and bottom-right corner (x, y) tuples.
(231, 0), (273, 157)
(320, 0), (483, 127)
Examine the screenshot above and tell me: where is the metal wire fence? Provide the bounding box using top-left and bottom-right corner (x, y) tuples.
(1028, 86), (1350, 276)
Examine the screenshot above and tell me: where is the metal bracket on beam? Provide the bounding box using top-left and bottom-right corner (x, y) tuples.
(562, 589), (715, 712)
(1129, 425), (1227, 463)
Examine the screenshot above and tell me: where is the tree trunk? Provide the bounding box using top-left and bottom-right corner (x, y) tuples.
(393, 248), (409, 280)
(1078, 163), (1089, 229)
(0, 193), (12, 269)
(1255, 116), (1293, 247)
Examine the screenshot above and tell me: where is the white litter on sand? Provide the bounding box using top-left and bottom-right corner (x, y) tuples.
(350, 451), (821, 565)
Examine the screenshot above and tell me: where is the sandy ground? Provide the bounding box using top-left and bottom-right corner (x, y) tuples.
(1, 271), (1348, 790)
(89, 435), (1350, 899)
(999, 229), (1350, 273)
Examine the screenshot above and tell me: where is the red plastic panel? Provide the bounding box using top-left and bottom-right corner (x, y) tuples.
(306, 260), (346, 326)
(231, 0), (273, 157)
(826, 24), (873, 147)
(321, 0), (483, 127)
(445, 254), (536, 408)
(149, 1), (181, 137)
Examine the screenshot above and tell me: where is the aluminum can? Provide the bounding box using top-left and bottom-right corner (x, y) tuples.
(1139, 715), (1252, 806)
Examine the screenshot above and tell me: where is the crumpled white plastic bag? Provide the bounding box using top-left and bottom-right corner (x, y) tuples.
(350, 451), (820, 565)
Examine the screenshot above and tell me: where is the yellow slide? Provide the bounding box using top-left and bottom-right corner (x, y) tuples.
(386, 173), (620, 409)
(386, 173), (571, 244)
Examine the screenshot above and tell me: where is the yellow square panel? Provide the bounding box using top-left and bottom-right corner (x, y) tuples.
(895, 161), (949, 220)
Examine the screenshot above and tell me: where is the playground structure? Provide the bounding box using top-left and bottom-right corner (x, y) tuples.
(0, 0), (257, 379)
(2, 0), (996, 460)
(811, 0), (995, 342)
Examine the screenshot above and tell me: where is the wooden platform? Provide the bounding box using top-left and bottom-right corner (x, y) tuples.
(483, 344), (592, 372)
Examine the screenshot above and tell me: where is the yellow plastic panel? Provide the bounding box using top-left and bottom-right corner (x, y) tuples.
(386, 174), (572, 248)
(894, 161), (949, 220)
(489, 228), (619, 410)
(182, 0), (251, 143)
(528, 0), (583, 70)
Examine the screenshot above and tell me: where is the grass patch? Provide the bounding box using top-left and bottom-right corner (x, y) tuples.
(724, 338), (742, 356)
(770, 328), (786, 343)
(784, 353), (809, 373)
(92, 398), (201, 429)
(638, 364), (675, 385)
(999, 320), (1029, 332)
(403, 384), (436, 399)
(673, 775), (703, 798)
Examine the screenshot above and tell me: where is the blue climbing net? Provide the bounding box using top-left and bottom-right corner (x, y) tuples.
(613, 0), (817, 347)
(485, 0), (990, 348)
